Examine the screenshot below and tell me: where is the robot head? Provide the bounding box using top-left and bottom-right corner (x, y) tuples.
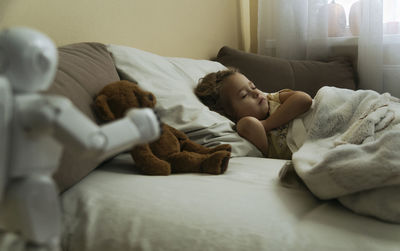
(0, 27), (58, 93)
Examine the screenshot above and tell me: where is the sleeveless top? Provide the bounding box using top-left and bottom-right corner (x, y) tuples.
(266, 90), (292, 160)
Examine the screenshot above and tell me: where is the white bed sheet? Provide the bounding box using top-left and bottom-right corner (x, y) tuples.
(61, 154), (400, 251)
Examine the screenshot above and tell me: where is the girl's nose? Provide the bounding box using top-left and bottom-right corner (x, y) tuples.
(251, 90), (259, 98)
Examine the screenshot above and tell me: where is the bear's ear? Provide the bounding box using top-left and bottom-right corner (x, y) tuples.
(94, 94), (116, 121)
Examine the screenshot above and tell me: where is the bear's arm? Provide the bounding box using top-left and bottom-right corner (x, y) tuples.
(165, 124), (188, 141)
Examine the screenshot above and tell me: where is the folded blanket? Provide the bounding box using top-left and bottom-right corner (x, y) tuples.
(285, 86), (400, 223)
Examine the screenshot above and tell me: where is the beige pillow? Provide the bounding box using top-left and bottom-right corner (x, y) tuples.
(44, 42), (120, 193)
(215, 46), (357, 97)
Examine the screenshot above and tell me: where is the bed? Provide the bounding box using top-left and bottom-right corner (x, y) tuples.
(51, 43), (400, 250)
(1, 41), (399, 251)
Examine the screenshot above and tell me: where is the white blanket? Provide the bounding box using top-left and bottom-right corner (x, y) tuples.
(286, 86), (400, 223)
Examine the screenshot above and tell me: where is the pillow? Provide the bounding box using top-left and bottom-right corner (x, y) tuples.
(215, 46), (357, 97)
(107, 45), (262, 158)
(43, 42), (121, 193)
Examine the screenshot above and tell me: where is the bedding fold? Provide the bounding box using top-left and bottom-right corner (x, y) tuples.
(286, 86), (400, 223)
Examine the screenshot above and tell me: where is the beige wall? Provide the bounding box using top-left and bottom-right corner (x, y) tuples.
(0, 0), (245, 59)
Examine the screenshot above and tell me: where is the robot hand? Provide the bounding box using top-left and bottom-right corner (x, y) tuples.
(125, 108), (161, 144)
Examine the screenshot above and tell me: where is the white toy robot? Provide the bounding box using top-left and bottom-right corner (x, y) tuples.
(0, 27), (161, 250)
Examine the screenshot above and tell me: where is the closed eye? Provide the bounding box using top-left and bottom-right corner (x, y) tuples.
(239, 89), (248, 99)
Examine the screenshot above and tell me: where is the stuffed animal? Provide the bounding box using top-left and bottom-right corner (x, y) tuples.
(94, 80), (232, 175)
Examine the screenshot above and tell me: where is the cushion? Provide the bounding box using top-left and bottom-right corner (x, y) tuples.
(107, 45), (262, 158)
(44, 42), (120, 193)
(215, 46), (357, 97)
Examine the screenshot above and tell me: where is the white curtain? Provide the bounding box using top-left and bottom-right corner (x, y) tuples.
(258, 0), (400, 98)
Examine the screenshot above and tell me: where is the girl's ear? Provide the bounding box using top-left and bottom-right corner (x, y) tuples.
(94, 94), (116, 121)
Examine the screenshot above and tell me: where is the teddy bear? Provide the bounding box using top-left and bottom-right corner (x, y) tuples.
(93, 80), (232, 175)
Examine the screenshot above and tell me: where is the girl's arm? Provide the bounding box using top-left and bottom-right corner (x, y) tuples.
(236, 116), (269, 156)
(261, 91), (312, 132)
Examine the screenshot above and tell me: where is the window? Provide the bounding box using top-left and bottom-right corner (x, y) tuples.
(326, 0), (400, 37)
(382, 0), (400, 34)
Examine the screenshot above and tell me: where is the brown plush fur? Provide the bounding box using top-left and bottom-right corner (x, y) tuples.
(94, 80), (231, 175)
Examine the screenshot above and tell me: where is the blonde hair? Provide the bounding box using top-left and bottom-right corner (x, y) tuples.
(194, 68), (238, 117)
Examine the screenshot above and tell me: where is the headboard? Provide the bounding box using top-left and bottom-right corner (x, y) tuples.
(0, 0), (254, 59)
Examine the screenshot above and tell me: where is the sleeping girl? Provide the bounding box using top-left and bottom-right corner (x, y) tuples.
(194, 68), (312, 159)
(196, 68), (400, 223)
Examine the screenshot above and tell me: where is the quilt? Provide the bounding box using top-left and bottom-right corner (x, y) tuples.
(286, 86), (400, 223)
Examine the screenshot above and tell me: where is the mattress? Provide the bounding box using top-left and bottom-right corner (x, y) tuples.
(61, 154), (400, 251)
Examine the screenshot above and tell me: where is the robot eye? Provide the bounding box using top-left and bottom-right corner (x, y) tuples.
(35, 51), (50, 72)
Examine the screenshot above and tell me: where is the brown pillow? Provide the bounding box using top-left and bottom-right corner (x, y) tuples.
(215, 46), (357, 97)
(43, 42), (120, 193)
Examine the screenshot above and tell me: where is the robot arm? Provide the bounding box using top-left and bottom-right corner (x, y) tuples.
(21, 95), (160, 161)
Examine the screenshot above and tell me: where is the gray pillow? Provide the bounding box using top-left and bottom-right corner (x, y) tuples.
(43, 42), (120, 192)
(215, 46), (357, 97)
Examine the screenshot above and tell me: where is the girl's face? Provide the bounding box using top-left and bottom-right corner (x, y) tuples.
(220, 73), (269, 121)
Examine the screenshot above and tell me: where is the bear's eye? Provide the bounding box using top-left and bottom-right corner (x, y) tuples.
(148, 94), (153, 101)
